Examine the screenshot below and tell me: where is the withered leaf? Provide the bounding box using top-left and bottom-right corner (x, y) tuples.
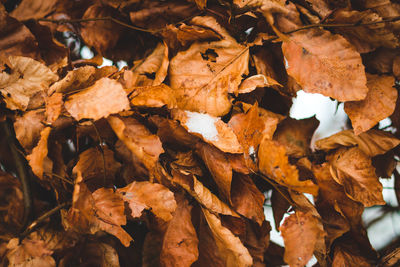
(6, 237), (55, 267)
(65, 77), (130, 121)
(282, 28), (368, 102)
(160, 193), (199, 267)
(27, 127), (52, 180)
(202, 208), (253, 267)
(129, 84), (177, 109)
(171, 170), (239, 217)
(117, 181), (177, 221)
(108, 115), (164, 174)
(280, 211), (325, 267)
(344, 74), (396, 135)
(173, 109), (243, 154)
(0, 56), (58, 110)
(238, 74), (281, 94)
(258, 138), (318, 195)
(13, 109), (45, 153)
(169, 16), (249, 116)
(316, 129), (400, 157)
(330, 147), (385, 207)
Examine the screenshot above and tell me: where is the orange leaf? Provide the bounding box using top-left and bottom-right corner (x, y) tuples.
(344, 74), (396, 135)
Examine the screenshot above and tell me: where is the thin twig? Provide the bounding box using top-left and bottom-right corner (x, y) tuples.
(90, 121), (107, 187)
(19, 202), (71, 241)
(0, 120), (33, 231)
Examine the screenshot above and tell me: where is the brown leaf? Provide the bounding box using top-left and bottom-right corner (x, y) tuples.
(173, 109), (243, 154)
(282, 28), (368, 102)
(72, 146), (121, 191)
(10, 0), (57, 20)
(330, 147), (385, 207)
(129, 84), (177, 109)
(258, 138), (318, 195)
(45, 92), (62, 124)
(273, 116), (319, 158)
(160, 193), (199, 267)
(202, 208), (253, 267)
(66, 176), (133, 247)
(0, 56), (58, 110)
(271, 189), (290, 231)
(6, 237), (55, 267)
(327, 9), (398, 53)
(238, 74), (281, 94)
(65, 77), (130, 121)
(80, 4), (124, 54)
(169, 16), (249, 116)
(108, 116), (164, 174)
(195, 142), (233, 202)
(123, 42), (169, 87)
(280, 211), (325, 267)
(171, 170), (239, 217)
(27, 127), (52, 180)
(48, 65), (117, 95)
(231, 173), (265, 225)
(332, 240), (374, 267)
(13, 109), (45, 153)
(315, 129), (400, 157)
(0, 6), (41, 60)
(344, 74), (396, 135)
(228, 102), (282, 169)
(117, 181), (177, 221)
(0, 171), (24, 229)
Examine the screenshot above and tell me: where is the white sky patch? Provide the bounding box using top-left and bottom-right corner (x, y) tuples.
(185, 111), (219, 141)
(284, 56), (289, 69)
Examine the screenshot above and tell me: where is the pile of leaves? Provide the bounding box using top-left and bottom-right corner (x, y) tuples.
(2, 0), (400, 266)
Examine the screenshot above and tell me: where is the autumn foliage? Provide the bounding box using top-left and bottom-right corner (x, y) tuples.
(2, 0), (400, 266)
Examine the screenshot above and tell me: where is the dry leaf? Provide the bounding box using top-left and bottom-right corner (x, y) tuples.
(258, 138), (318, 195)
(282, 28), (368, 102)
(173, 109), (243, 154)
(169, 16), (249, 116)
(65, 77), (130, 121)
(202, 208), (253, 267)
(160, 193), (199, 267)
(45, 92), (62, 124)
(280, 211), (324, 267)
(344, 74), (396, 135)
(27, 127), (52, 180)
(330, 147), (385, 207)
(129, 84), (177, 109)
(0, 56), (58, 110)
(13, 109), (45, 153)
(108, 116), (164, 174)
(117, 181), (177, 221)
(316, 129), (400, 157)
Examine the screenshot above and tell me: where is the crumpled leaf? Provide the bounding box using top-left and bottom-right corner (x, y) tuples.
(280, 211), (325, 267)
(169, 16), (249, 116)
(0, 56), (58, 110)
(202, 208), (253, 267)
(315, 129), (400, 157)
(27, 127), (52, 180)
(228, 102), (282, 169)
(327, 9), (398, 53)
(329, 147), (385, 207)
(80, 4), (124, 54)
(258, 138), (318, 195)
(108, 115), (164, 174)
(13, 109), (45, 153)
(0, 6), (41, 60)
(173, 109), (243, 154)
(65, 77), (130, 121)
(195, 142), (233, 202)
(238, 74), (281, 94)
(10, 0), (57, 20)
(282, 28), (368, 102)
(72, 146), (121, 190)
(129, 84), (177, 109)
(160, 193), (199, 267)
(45, 92), (62, 124)
(171, 170), (239, 217)
(231, 173), (265, 225)
(273, 116), (319, 158)
(344, 74), (396, 135)
(6, 237), (56, 267)
(124, 42), (169, 87)
(117, 181), (177, 221)
(66, 176), (133, 247)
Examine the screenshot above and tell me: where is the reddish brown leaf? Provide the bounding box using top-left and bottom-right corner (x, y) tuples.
(13, 109), (45, 153)
(280, 211), (325, 267)
(129, 84), (176, 109)
(27, 127), (52, 180)
(344, 74), (396, 135)
(117, 181), (177, 221)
